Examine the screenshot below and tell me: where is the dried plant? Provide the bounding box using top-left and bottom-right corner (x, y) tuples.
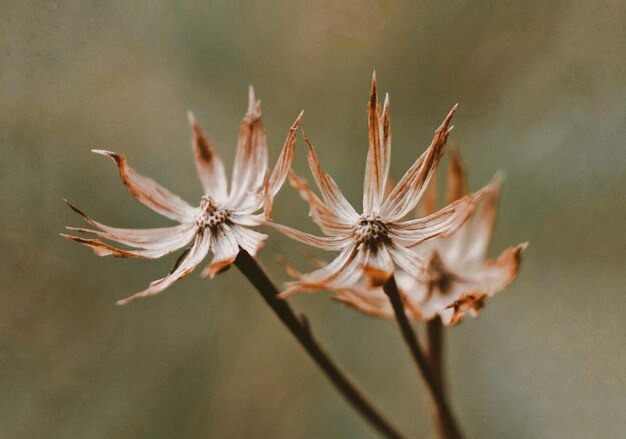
(63, 87), (300, 305)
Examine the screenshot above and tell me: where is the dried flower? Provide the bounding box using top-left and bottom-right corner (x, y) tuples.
(272, 73), (481, 297)
(333, 151), (527, 325)
(63, 87), (302, 305)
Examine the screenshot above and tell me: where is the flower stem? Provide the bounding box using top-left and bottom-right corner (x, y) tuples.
(234, 250), (405, 439)
(427, 317), (450, 439)
(382, 276), (463, 439)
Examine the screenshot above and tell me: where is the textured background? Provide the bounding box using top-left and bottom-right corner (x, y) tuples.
(2, 1), (625, 438)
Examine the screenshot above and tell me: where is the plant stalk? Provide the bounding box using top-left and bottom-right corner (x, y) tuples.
(382, 276), (463, 439)
(234, 250), (405, 439)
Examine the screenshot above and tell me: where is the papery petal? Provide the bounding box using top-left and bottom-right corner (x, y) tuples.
(64, 199), (195, 249)
(229, 86), (268, 206)
(387, 241), (424, 277)
(229, 224), (267, 256)
(303, 134), (360, 222)
(288, 171), (355, 236)
(333, 286), (395, 319)
(92, 150), (196, 222)
(363, 72), (389, 214)
(362, 245), (393, 286)
(263, 111), (303, 218)
(228, 212), (266, 227)
(188, 112), (228, 202)
(116, 232), (211, 305)
(390, 194), (476, 247)
(279, 244), (363, 297)
(269, 222), (352, 251)
(61, 230), (194, 259)
(380, 105), (456, 221)
(202, 227), (240, 278)
(466, 243), (527, 295)
(446, 148), (467, 203)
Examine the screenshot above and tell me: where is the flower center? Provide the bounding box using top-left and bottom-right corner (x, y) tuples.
(195, 195), (230, 232)
(354, 215), (389, 247)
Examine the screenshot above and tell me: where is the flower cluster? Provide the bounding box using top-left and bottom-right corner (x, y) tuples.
(64, 74), (525, 323)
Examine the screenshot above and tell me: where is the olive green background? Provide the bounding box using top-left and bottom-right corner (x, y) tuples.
(2, 1), (625, 438)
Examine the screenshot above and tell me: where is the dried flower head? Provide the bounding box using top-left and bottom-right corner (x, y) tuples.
(333, 150), (527, 325)
(273, 73), (482, 297)
(63, 87), (302, 304)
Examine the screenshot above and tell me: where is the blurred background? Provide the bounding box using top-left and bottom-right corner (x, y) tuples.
(2, 1), (625, 438)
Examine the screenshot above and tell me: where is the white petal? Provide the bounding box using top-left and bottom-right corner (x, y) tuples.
(270, 222), (352, 251)
(229, 224), (267, 256)
(202, 226), (240, 278)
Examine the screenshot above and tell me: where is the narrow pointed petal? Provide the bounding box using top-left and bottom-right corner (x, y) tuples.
(229, 224), (267, 256)
(288, 171), (355, 235)
(64, 199), (195, 249)
(270, 222), (352, 251)
(92, 150), (196, 222)
(381, 105), (456, 221)
(116, 233), (211, 305)
(387, 241), (424, 277)
(390, 193), (476, 247)
(279, 245), (362, 297)
(61, 230), (194, 259)
(333, 287), (395, 319)
(304, 134), (359, 221)
(264, 111), (303, 217)
(202, 227), (240, 278)
(229, 86), (268, 206)
(188, 112), (228, 201)
(446, 148), (467, 203)
(363, 72), (388, 214)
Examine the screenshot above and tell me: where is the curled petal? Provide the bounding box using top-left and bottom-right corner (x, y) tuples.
(363, 72), (388, 214)
(229, 86), (268, 206)
(116, 233), (212, 305)
(92, 150), (196, 222)
(188, 112), (228, 202)
(269, 222), (352, 251)
(229, 224), (267, 256)
(442, 292), (488, 326)
(264, 111), (303, 218)
(381, 105), (456, 221)
(303, 134), (360, 222)
(468, 243), (527, 295)
(202, 227), (240, 278)
(446, 148), (467, 203)
(288, 171), (355, 235)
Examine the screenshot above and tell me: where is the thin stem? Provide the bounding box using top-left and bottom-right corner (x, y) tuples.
(234, 250), (405, 439)
(427, 317), (448, 439)
(382, 276), (463, 439)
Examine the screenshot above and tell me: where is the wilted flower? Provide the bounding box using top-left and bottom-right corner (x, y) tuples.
(63, 87), (302, 305)
(333, 151), (527, 325)
(273, 73), (482, 296)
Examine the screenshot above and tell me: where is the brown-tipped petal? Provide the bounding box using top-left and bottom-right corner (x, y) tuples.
(229, 224), (267, 256)
(202, 227), (240, 278)
(333, 287), (396, 319)
(446, 148), (467, 203)
(304, 133), (359, 221)
(269, 222), (352, 251)
(188, 112), (228, 201)
(264, 112), (303, 217)
(92, 150), (196, 222)
(229, 88), (268, 207)
(469, 242), (527, 295)
(288, 171), (354, 236)
(442, 291), (488, 326)
(391, 193), (476, 248)
(64, 199), (195, 248)
(278, 256), (304, 280)
(363, 73), (387, 214)
(61, 233), (187, 259)
(116, 233), (211, 305)
(381, 105), (456, 221)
